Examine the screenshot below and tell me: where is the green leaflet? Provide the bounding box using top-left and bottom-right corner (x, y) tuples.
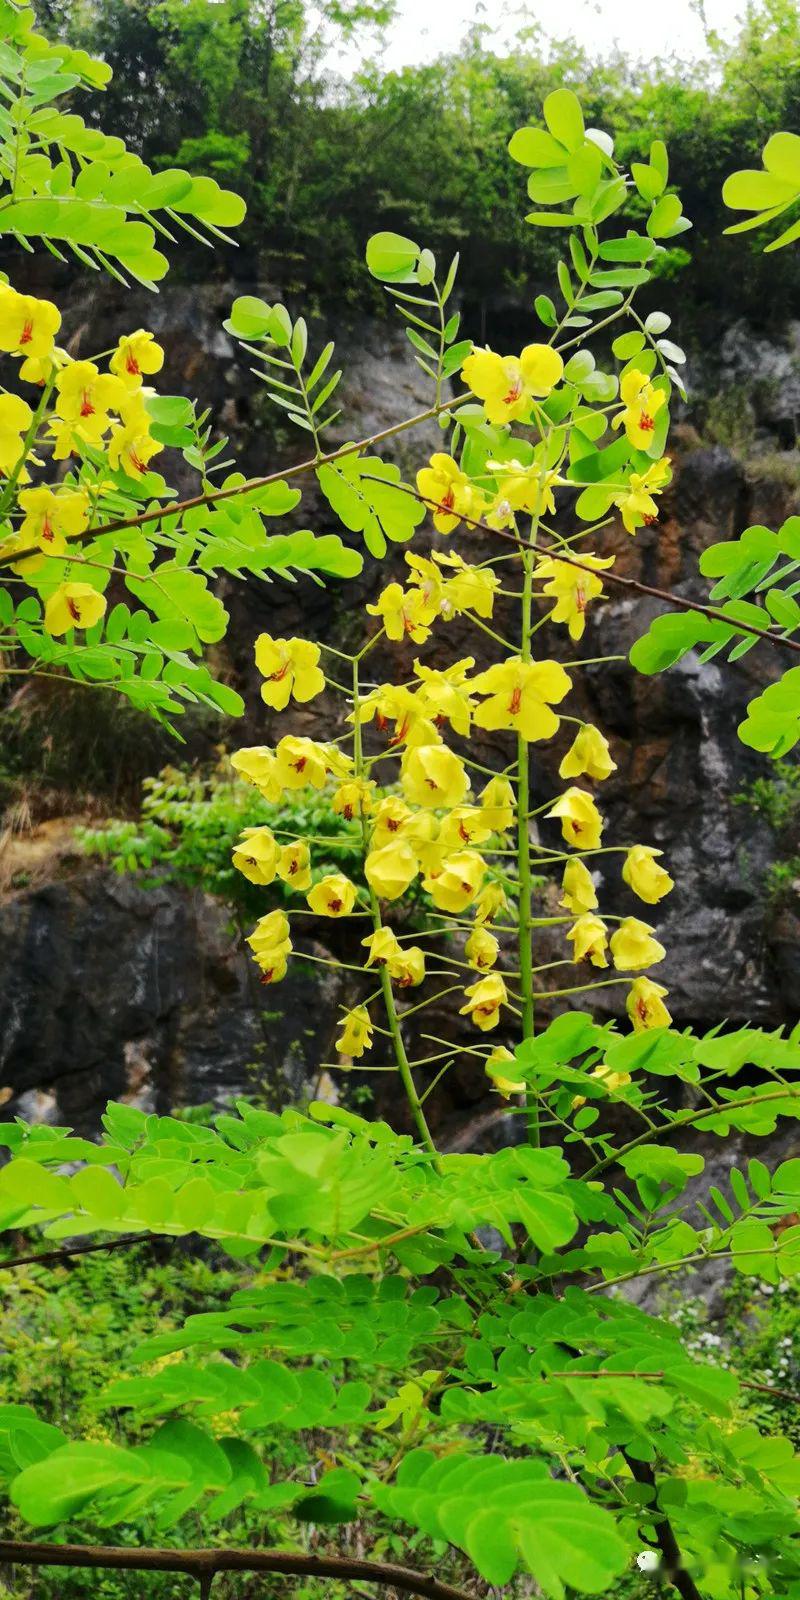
(317, 451), (425, 558)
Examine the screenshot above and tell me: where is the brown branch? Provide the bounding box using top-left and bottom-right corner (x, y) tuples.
(624, 1458), (703, 1600)
(0, 1233), (148, 1272)
(0, 1540), (476, 1600)
(0, 391), (470, 570)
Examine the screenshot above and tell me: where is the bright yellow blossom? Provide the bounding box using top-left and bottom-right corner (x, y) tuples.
(462, 344), (564, 425)
(365, 840), (418, 900)
(277, 841), (312, 891)
(254, 634), (325, 710)
(0, 289), (60, 359)
(479, 776), (516, 832)
(473, 657), (571, 743)
(465, 925), (499, 970)
(486, 458), (562, 525)
(107, 414), (162, 478)
(486, 1046), (525, 1098)
(275, 735), (328, 791)
(232, 826), (279, 885)
(613, 369), (667, 450)
(622, 846), (674, 905)
(559, 858), (598, 915)
(474, 881), (509, 925)
(0, 392), (33, 476)
(55, 360), (126, 431)
(610, 917), (667, 971)
(416, 453), (480, 534)
(354, 683), (439, 749)
(437, 806), (493, 855)
(572, 1062), (632, 1109)
(44, 582), (107, 636)
(361, 928), (425, 986)
(370, 796), (414, 851)
(230, 746), (282, 800)
(414, 657), (476, 737)
(435, 550), (499, 619)
(307, 873), (358, 917)
(627, 976), (672, 1031)
(392, 945), (426, 987)
(423, 849), (486, 913)
(332, 779), (374, 821)
(247, 909), (292, 983)
(547, 787), (604, 849)
(17, 486), (89, 558)
(402, 743), (469, 810)
(367, 580), (435, 644)
(459, 972), (508, 1031)
(402, 810), (443, 875)
(536, 553), (615, 641)
(566, 913), (609, 968)
(559, 724), (617, 782)
(337, 1006), (373, 1058)
(110, 330), (165, 389)
(362, 927), (404, 968)
(19, 345), (68, 386)
(615, 457), (671, 534)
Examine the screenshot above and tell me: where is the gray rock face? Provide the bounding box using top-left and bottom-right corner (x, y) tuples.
(0, 276), (798, 1135)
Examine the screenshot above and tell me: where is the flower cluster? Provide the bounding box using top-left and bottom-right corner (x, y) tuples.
(0, 282), (165, 638)
(231, 314), (676, 1117)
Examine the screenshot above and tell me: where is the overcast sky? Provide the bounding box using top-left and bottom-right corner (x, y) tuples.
(326, 0), (746, 75)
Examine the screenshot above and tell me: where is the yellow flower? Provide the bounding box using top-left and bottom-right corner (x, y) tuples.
(610, 917), (667, 971)
(622, 846), (674, 905)
(535, 553), (615, 641)
(559, 858), (598, 915)
(414, 657), (476, 737)
(277, 841), (312, 891)
(254, 634), (325, 710)
(392, 945), (426, 987)
(486, 458), (562, 525)
(362, 927), (404, 968)
(307, 873), (358, 917)
(566, 913), (609, 968)
(321, 742), (354, 780)
(109, 330), (165, 389)
(459, 972), (508, 1031)
(44, 582), (107, 636)
(365, 840), (418, 900)
(615, 457), (671, 534)
(370, 796), (415, 850)
(17, 486), (89, 558)
(613, 369), (667, 450)
(0, 288), (60, 358)
(472, 657), (571, 743)
(572, 1062), (632, 1109)
(107, 416), (162, 478)
(486, 1045), (525, 1097)
(354, 683), (438, 750)
(437, 806), (493, 855)
(465, 926), (499, 970)
(332, 779), (374, 821)
(627, 976), (672, 1031)
(546, 787), (604, 850)
(232, 826), (278, 885)
(275, 735), (328, 791)
(434, 550), (499, 618)
(416, 453), (479, 534)
(247, 909), (292, 982)
(474, 881), (509, 925)
(0, 392), (33, 476)
(423, 849), (486, 913)
(479, 776), (516, 832)
(230, 746), (282, 800)
(336, 1005), (373, 1057)
(19, 345), (68, 386)
(55, 360), (126, 430)
(462, 343), (564, 424)
(559, 724), (617, 782)
(403, 809), (443, 875)
(367, 580), (435, 644)
(401, 743), (469, 810)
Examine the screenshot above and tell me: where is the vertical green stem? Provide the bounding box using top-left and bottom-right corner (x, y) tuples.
(351, 655), (441, 1166)
(517, 513), (539, 1146)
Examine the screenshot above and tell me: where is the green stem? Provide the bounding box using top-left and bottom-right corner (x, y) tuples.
(351, 654), (441, 1166)
(517, 514), (538, 1146)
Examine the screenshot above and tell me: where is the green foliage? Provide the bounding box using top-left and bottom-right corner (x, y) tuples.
(78, 760), (362, 916)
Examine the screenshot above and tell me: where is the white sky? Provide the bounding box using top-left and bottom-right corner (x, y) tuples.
(326, 0), (747, 76)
